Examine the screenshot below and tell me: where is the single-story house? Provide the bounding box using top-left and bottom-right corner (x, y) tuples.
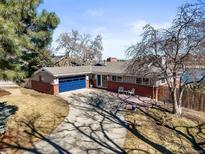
(30, 61), (167, 100)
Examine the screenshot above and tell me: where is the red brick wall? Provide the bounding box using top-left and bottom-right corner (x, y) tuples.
(89, 79), (97, 88)
(86, 80), (90, 88)
(107, 81), (157, 99)
(31, 80), (58, 95)
(53, 84), (59, 95)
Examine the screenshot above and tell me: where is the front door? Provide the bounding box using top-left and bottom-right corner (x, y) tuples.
(97, 75), (102, 87)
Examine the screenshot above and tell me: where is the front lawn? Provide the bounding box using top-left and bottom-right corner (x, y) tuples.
(124, 102), (205, 154)
(0, 88), (69, 153)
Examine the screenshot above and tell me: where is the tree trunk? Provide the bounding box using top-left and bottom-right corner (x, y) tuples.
(171, 88), (182, 115)
(173, 101), (182, 115)
(177, 88), (184, 115)
(172, 88), (177, 114)
(171, 88), (184, 115)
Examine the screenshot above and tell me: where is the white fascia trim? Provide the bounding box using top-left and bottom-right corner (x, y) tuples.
(55, 72), (92, 78)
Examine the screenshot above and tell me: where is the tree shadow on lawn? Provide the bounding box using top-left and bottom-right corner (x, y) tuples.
(1, 91), (204, 154)
(123, 94), (205, 153)
(95, 93), (174, 153)
(68, 92), (173, 154)
(138, 105), (205, 153)
(0, 91), (171, 154)
(0, 113), (71, 154)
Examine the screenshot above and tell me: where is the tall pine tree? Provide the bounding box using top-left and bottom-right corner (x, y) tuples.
(0, 0), (59, 81)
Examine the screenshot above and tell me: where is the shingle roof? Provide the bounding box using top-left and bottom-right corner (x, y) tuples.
(92, 62), (128, 75)
(39, 61), (161, 77)
(43, 66), (92, 77)
(40, 62), (128, 77)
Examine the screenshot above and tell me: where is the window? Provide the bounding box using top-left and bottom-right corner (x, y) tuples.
(107, 75), (112, 81)
(90, 74), (95, 80)
(117, 76), (122, 82)
(112, 76), (116, 81)
(112, 76), (122, 82)
(161, 78), (166, 83)
(136, 78), (142, 84)
(123, 76), (135, 83)
(142, 78), (149, 85)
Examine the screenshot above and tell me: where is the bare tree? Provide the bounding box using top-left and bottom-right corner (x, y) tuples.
(126, 1), (205, 115)
(90, 35), (103, 62)
(56, 30), (103, 65)
(56, 30), (79, 57)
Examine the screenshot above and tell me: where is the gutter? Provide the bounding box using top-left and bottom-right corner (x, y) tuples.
(54, 72), (92, 78)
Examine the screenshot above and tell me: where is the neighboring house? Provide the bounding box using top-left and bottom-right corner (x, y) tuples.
(53, 56), (81, 67)
(30, 59), (167, 100)
(107, 57), (118, 62)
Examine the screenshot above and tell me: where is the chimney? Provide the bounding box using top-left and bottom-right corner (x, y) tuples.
(107, 57), (118, 62)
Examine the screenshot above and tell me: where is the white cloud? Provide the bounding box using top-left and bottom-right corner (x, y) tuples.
(86, 9), (104, 17)
(128, 20), (171, 35)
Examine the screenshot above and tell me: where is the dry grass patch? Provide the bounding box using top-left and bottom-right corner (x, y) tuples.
(124, 106), (205, 154)
(0, 89), (10, 97)
(0, 88), (69, 153)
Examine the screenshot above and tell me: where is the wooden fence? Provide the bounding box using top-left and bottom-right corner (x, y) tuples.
(158, 86), (205, 112)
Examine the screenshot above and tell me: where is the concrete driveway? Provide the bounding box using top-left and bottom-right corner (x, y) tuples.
(25, 89), (127, 154)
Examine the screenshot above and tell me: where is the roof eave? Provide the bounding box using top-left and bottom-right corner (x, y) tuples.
(54, 72), (92, 78)
(34, 67), (55, 77)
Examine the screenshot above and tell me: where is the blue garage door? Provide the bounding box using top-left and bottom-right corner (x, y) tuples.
(59, 75), (86, 93)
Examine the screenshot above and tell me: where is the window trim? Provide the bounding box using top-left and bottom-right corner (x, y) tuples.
(112, 76), (117, 82)
(136, 77), (142, 84)
(112, 75), (122, 82)
(142, 78), (150, 85)
(161, 78), (166, 83)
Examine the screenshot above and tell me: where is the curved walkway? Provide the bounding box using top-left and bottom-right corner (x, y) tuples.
(24, 89), (127, 154)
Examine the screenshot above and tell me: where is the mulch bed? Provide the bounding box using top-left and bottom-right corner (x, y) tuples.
(0, 90), (11, 97)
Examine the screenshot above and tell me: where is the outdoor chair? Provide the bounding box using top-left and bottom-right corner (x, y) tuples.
(118, 87), (124, 94)
(127, 88), (135, 96)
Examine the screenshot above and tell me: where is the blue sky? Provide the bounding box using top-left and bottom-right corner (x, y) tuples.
(39, 0), (196, 59)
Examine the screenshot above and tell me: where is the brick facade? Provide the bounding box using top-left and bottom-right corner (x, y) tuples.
(53, 84), (59, 95)
(93, 79), (97, 88)
(88, 79), (97, 88)
(107, 81), (157, 99)
(86, 79), (90, 88)
(31, 77), (158, 99)
(31, 80), (58, 95)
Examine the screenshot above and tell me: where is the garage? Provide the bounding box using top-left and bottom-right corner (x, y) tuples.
(59, 75), (86, 93)
(30, 66), (91, 95)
